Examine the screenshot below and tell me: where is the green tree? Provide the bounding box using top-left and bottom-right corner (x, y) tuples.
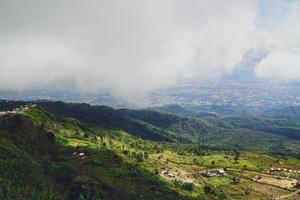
(181, 183), (194, 192)
(234, 150), (240, 163)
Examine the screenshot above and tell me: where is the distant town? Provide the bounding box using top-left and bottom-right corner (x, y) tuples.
(2, 79), (300, 112)
(0, 104), (36, 118)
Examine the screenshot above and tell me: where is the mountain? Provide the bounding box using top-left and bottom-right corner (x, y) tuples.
(262, 106), (300, 118)
(150, 104), (196, 116)
(0, 101), (300, 199)
(0, 107), (192, 200)
(34, 101), (300, 157)
(150, 104), (217, 118)
(2, 100), (300, 157)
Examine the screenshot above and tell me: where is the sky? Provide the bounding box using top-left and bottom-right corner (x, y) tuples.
(0, 0), (300, 97)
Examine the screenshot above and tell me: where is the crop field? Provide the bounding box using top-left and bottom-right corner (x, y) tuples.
(147, 150), (300, 199)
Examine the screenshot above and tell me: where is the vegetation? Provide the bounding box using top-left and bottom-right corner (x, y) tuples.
(0, 101), (299, 199)
(36, 101), (300, 157)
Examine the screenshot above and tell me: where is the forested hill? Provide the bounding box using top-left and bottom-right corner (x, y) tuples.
(0, 105), (196, 199)
(1, 100), (300, 156)
(262, 106), (300, 118)
(1, 100), (299, 157)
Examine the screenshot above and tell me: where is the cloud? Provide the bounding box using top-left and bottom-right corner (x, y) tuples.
(0, 0), (257, 96)
(256, 50), (300, 80)
(255, 1), (300, 80)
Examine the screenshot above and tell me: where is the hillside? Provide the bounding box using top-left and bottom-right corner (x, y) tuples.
(0, 104), (299, 199)
(263, 106), (300, 118)
(33, 101), (300, 157)
(0, 108), (193, 200)
(149, 104), (217, 118)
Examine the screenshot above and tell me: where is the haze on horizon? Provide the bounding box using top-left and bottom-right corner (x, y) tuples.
(0, 0), (300, 97)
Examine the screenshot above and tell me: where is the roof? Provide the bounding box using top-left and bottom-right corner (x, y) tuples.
(206, 172), (217, 177)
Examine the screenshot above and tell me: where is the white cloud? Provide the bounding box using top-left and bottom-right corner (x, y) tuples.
(255, 1), (300, 80)
(256, 50), (300, 80)
(0, 0), (257, 96)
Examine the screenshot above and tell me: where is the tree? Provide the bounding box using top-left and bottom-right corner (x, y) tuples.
(144, 151), (149, 159)
(193, 158), (198, 164)
(75, 130), (81, 137)
(136, 152), (144, 162)
(181, 183), (194, 192)
(234, 150), (240, 163)
(83, 132), (89, 138)
(232, 177), (240, 184)
(204, 185), (212, 194)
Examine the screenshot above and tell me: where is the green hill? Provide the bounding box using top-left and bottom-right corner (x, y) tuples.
(0, 103), (299, 199)
(0, 108), (195, 200)
(35, 101), (300, 157)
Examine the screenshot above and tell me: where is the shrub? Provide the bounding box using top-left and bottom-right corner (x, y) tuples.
(181, 183), (194, 191)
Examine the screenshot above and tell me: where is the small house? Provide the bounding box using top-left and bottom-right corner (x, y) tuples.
(218, 169), (227, 176)
(252, 175), (262, 182)
(162, 170), (169, 175)
(206, 172), (217, 177)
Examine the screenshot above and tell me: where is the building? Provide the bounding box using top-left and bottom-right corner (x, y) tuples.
(206, 172), (217, 177)
(252, 175), (262, 182)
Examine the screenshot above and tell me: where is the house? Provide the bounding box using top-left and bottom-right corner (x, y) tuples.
(0, 111), (15, 118)
(0, 112), (6, 118)
(252, 175), (262, 182)
(218, 169), (227, 176)
(162, 170), (169, 175)
(205, 172), (217, 177)
(71, 152), (78, 156)
(78, 152), (85, 156)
